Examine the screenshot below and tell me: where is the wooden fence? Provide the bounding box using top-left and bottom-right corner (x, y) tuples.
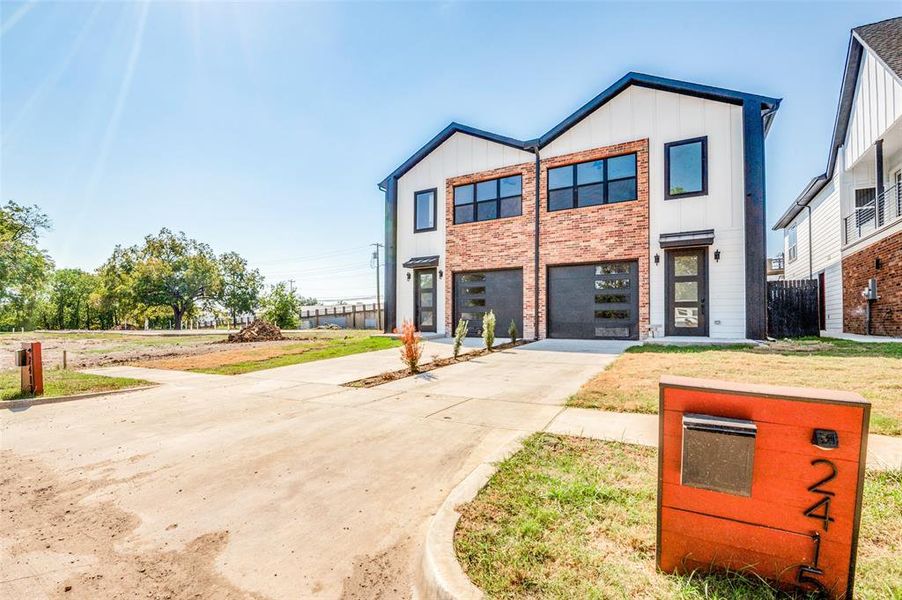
(298, 303), (383, 330)
(767, 280), (819, 338)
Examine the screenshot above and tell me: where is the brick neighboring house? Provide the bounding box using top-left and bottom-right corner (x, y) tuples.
(379, 72), (781, 341)
(774, 17), (902, 338)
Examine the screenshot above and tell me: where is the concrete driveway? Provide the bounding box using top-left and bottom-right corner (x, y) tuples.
(0, 339), (631, 599)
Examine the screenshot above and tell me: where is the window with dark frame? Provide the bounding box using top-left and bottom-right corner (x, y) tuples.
(547, 153), (637, 212)
(854, 187), (876, 228)
(453, 175), (522, 224)
(665, 137), (707, 199)
(414, 189), (436, 232)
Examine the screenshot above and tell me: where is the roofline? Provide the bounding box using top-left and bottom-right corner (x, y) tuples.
(773, 30), (866, 230)
(379, 72), (781, 188)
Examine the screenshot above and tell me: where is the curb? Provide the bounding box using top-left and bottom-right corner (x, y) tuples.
(417, 435), (527, 600)
(1, 385), (158, 410)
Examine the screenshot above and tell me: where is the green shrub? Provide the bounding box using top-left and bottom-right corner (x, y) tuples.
(508, 320), (518, 343)
(482, 310), (496, 351)
(453, 318), (468, 359)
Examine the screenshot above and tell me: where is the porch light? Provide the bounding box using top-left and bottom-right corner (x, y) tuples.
(439, 269), (444, 279)
(714, 249), (721, 262)
(654, 254), (660, 265)
(406, 272), (411, 281)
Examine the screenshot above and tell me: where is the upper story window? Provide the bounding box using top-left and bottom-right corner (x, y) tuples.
(547, 153), (637, 212)
(665, 137), (708, 199)
(454, 175), (522, 224)
(854, 187), (876, 228)
(414, 189), (436, 232)
(787, 225), (797, 262)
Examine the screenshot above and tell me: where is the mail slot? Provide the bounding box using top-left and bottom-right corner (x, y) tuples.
(657, 375), (870, 598)
(681, 414), (756, 496)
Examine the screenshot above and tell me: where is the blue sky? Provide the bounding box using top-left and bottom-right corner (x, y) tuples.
(1, 1), (898, 301)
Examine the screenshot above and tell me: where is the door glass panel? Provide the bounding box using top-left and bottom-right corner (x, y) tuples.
(419, 273), (433, 287)
(464, 286), (485, 294)
(460, 312), (483, 321)
(596, 326), (629, 338)
(674, 307), (699, 328)
(595, 293), (629, 304)
(464, 299), (485, 307)
(420, 311), (433, 327)
(462, 274), (485, 282)
(595, 309), (630, 320)
(674, 281), (698, 302)
(674, 255), (698, 276)
(595, 278), (629, 289)
(419, 292), (433, 308)
(596, 263), (630, 275)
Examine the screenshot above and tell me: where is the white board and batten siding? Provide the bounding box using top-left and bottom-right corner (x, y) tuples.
(844, 42), (902, 169)
(783, 175), (844, 332)
(395, 133), (533, 334)
(542, 85), (748, 339)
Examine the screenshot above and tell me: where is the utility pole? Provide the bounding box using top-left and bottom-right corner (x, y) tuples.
(371, 243), (383, 331)
(287, 279), (296, 294)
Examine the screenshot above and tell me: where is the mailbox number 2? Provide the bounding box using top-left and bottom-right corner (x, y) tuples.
(804, 459), (837, 531)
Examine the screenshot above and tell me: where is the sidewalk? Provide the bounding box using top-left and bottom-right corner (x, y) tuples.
(545, 407), (902, 470)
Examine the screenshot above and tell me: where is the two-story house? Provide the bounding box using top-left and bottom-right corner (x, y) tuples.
(379, 73), (780, 341)
(774, 17), (902, 338)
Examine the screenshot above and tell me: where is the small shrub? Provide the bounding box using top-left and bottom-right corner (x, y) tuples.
(508, 320), (518, 343)
(453, 318), (469, 359)
(398, 320), (424, 373)
(482, 310), (496, 351)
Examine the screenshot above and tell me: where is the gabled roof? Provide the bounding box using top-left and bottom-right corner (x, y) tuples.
(774, 17), (902, 230)
(379, 72), (781, 190)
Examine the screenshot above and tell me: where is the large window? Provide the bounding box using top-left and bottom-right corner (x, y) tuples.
(547, 153), (637, 211)
(787, 225), (797, 263)
(414, 188), (436, 232)
(665, 137), (707, 199)
(454, 175), (522, 224)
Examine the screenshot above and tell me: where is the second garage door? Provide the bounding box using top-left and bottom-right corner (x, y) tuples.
(453, 269), (523, 337)
(548, 262), (639, 340)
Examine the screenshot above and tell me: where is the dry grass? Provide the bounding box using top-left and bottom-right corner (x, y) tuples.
(455, 433), (901, 599)
(569, 339), (902, 435)
(0, 368), (151, 401)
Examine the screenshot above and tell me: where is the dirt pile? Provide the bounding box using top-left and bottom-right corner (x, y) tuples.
(109, 323), (139, 331)
(225, 319), (284, 343)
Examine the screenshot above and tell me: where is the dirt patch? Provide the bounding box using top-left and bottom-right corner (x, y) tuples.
(134, 340), (331, 371)
(340, 537), (413, 599)
(223, 320), (284, 343)
(343, 340), (529, 388)
(0, 452), (265, 599)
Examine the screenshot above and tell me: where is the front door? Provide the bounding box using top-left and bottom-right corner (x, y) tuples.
(665, 248), (708, 336)
(414, 268), (436, 333)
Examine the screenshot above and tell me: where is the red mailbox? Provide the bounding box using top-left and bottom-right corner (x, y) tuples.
(18, 341), (44, 396)
(657, 375), (869, 598)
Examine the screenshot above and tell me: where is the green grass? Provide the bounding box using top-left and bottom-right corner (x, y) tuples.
(570, 337), (902, 436)
(0, 368), (152, 401)
(455, 433), (901, 599)
(190, 336), (401, 375)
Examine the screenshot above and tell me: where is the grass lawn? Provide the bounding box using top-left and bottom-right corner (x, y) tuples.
(0, 368), (152, 401)
(138, 334), (401, 375)
(455, 434), (902, 599)
(568, 338), (902, 436)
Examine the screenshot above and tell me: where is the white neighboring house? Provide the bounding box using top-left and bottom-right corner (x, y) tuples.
(774, 17), (902, 337)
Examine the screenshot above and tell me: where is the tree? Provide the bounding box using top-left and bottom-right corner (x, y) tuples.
(219, 251), (263, 326)
(126, 229), (222, 330)
(0, 202), (54, 330)
(46, 269), (98, 329)
(261, 282), (300, 328)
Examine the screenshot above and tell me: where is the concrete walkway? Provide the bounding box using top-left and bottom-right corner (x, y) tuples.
(1, 338), (631, 600)
(546, 407), (902, 470)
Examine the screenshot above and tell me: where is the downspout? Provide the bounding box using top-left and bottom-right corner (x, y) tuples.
(806, 205), (813, 280)
(531, 145), (541, 340)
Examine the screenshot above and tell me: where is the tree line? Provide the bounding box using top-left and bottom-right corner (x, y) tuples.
(0, 202), (316, 331)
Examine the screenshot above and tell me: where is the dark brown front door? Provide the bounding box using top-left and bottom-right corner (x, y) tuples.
(414, 268), (436, 333)
(665, 248), (708, 336)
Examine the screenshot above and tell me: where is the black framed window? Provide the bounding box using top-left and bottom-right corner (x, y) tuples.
(787, 225), (797, 263)
(414, 188), (437, 232)
(454, 175), (522, 224)
(547, 153), (637, 212)
(665, 137), (707, 199)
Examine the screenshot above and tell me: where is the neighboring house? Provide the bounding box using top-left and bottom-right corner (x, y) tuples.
(379, 73), (780, 341)
(767, 254), (785, 281)
(774, 17), (902, 337)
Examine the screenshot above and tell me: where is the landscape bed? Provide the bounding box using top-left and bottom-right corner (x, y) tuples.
(455, 433), (902, 599)
(0, 368), (152, 402)
(343, 340), (528, 388)
(567, 338), (902, 436)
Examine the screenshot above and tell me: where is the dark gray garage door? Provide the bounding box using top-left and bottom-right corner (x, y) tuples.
(453, 269), (523, 337)
(548, 262), (639, 340)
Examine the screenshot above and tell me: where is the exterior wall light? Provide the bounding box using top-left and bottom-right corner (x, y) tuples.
(439, 269), (444, 279)
(714, 249), (721, 262)
(406, 272), (411, 281)
(654, 254), (660, 265)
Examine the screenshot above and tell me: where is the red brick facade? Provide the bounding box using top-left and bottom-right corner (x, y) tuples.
(445, 162), (537, 338)
(444, 138), (650, 339)
(842, 229), (902, 336)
